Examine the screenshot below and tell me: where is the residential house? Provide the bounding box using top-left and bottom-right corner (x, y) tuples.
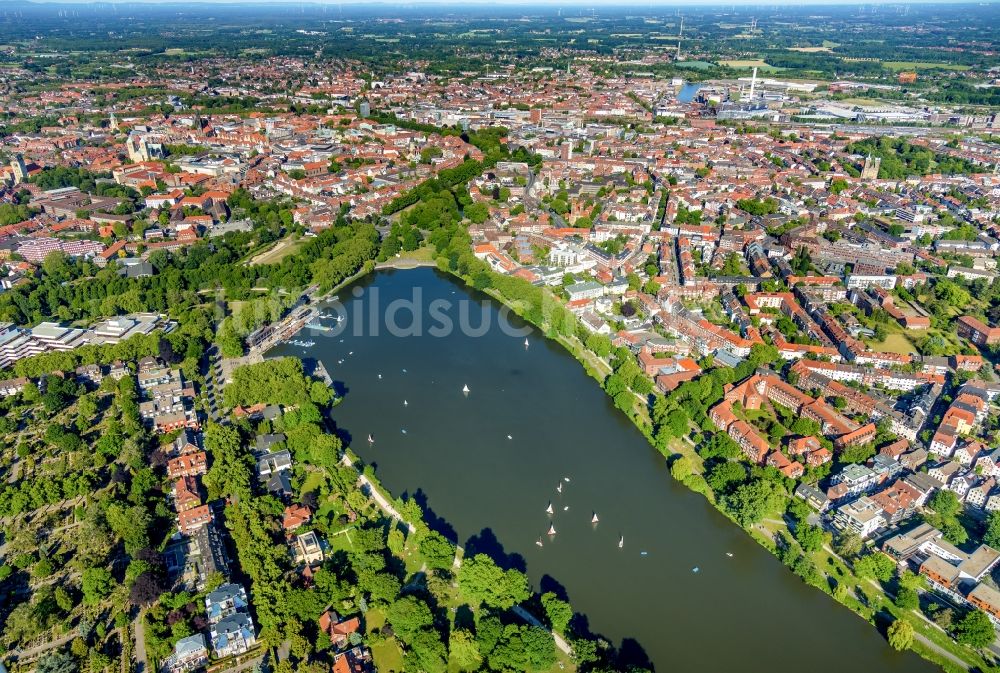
(319, 611), (361, 649)
(928, 461), (964, 488)
(205, 583), (249, 624)
(209, 613), (256, 658)
(283, 504), (312, 533)
(168, 451), (208, 479)
(967, 478), (996, 510)
(830, 463), (879, 497)
(162, 634), (208, 673)
(331, 646), (375, 673)
(178, 504), (212, 535)
(833, 496), (885, 538)
(174, 476), (202, 512)
(794, 483), (830, 512)
(869, 479), (920, 525)
(292, 531), (324, 565)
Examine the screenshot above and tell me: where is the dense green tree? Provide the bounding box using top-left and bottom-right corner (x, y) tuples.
(723, 478), (783, 527)
(419, 531), (457, 571)
(448, 630), (483, 672)
(887, 619), (914, 651)
(894, 587), (919, 611)
(82, 567), (114, 605)
(955, 610), (995, 648)
(854, 552), (895, 582)
(458, 554), (530, 611)
(793, 523), (827, 553)
(541, 592), (572, 633)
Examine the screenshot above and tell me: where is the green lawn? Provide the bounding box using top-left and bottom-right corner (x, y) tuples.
(369, 637), (405, 672)
(867, 331), (917, 355)
(300, 470), (325, 494)
(883, 61), (971, 71)
(327, 529), (357, 554)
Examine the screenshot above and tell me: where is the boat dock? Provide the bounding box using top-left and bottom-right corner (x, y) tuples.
(248, 305), (319, 355)
(312, 359), (334, 387)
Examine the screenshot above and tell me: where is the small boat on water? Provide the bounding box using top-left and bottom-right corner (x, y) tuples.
(403, 400), (408, 406)
(548, 524), (557, 535)
(524, 338), (529, 348)
(367, 434), (374, 444)
(546, 502), (554, 515)
(378, 374), (382, 380)
(592, 513), (599, 524)
(507, 434), (512, 440)
(462, 384), (470, 394)
(535, 538), (543, 548)
(618, 536), (624, 549)
(556, 483), (562, 493)
(402, 368), (408, 373)
(692, 567), (700, 573)
(563, 477), (571, 482)
(305, 321), (331, 331)
(726, 552), (733, 558)
(563, 506), (569, 511)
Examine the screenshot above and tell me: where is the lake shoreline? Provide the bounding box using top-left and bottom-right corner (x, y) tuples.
(420, 262), (974, 673)
(295, 263), (964, 672)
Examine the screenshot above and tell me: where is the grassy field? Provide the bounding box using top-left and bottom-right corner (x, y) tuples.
(720, 59), (772, 68)
(377, 246), (436, 268)
(868, 331), (918, 355)
(365, 608), (406, 672)
(249, 236), (306, 265)
(675, 60), (715, 70)
(883, 61), (971, 71)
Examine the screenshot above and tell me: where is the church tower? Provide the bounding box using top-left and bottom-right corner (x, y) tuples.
(861, 154), (881, 181)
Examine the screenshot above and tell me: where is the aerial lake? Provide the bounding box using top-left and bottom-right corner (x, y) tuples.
(270, 267), (936, 672)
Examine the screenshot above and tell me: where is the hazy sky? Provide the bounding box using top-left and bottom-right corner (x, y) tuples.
(22, 0), (994, 4)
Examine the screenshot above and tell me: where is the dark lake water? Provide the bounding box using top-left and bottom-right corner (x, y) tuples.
(270, 267), (936, 673)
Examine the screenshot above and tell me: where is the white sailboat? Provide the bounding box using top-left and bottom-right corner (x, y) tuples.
(462, 384), (470, 394)
(403, 400), (408, 406)
(524, 337), (529, 348)
(618, 535), (624, 549)
(367, 434), (374, 444)
(556, 483), (563, 493)
(546, 502), (554, 515)
(563, 477), (571, 482)
(592, 513), (599, 524)
(548, 524), (557, 535)
(535, 538), (543, 547)
(378, 374), (382, 380)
